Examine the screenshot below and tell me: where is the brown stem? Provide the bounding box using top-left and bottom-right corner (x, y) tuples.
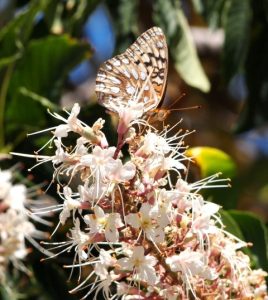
(113, 133), (124, 159)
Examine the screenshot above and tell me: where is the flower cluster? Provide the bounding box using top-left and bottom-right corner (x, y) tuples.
(0, 164), (52, 295)
(17, 102), (268, 300)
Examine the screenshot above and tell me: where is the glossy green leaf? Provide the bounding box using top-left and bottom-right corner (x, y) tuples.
(106, 0), (139, 53)
(0, 0), (52, 150)
(192, 0), (226, 28)
(0, 53), (21, 69)
(220, 209), (253, 259)
(18, 87), (59, 111)
(153, 0), (210, 92)
(229, 210), (268, 270)
(223, 0), (251, 80)
(0, 0), (49, 60)
(171, 8), (211, 92)
(186, 146), (236, 178)
(220, 209), (244, 239)
(6, 35), (91, 129)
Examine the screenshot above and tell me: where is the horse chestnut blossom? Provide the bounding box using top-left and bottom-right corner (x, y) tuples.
(13, 101), (268, 300)
(0, 165), (52, 295)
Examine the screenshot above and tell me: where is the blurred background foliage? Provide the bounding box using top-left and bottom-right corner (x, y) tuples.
(1, 0), (268, 298)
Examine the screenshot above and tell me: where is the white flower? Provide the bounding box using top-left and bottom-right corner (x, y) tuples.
(166, 248), (217, 293)
(54, 124), (69, 138)
(126, 202), (166, 243)
(79, 182), (109, 204)
(51, 103), (82, 139)
(84, 206), (123, 242)
(135, 131), (171, 156)
(67, 103), (81, 130)
(175, 178), (191, 193)
(84, 205), (106, 233)
(248, 269), (268, 285)
(255, 284), (268, 297)
(217, 234), (249, 280)
(68, 218), (90, 261)
(0, 169), (12, 199)
(80, 146), (116, 180)
(4, 184), (27, 212)
(59, 186), (81, 225)
(191, 200), (220, 230)
(133, 130), (187, 179)
(105, 213), (124, 242)
(0, 209), (46, 265)
(155, 189), (174, 226)
(106, 160), (136, 183)
(166, 248), (203, 274)
(52, 138), (70, 164)
(138, 152), (185, 180)
(94, 249), (116, 280)
(117, 102), (145, 135)
(118, 246), (158, 285)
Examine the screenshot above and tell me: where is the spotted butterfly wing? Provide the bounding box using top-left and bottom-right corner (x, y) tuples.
(95, 27), (168, 113)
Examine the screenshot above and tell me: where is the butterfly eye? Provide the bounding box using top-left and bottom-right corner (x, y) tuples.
(95, 27), (168, 115)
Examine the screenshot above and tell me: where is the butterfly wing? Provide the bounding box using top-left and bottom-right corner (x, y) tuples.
(95, 27), (168, 113)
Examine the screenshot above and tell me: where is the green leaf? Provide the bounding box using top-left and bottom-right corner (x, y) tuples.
(228, 210), (268, 270)
(67, 0), (99, 36)
(192, 0), (227, 29)
(220, 209), (244, 239)
(0, 0), (50, 59)
(220, 209), (253, 259)
(18, 87), (59, 111)
(0, 1), (52, 150)
(223, 0), (251, 80)
(0, 53), (21, 69)
(153, 0), (210, 92)
(117, 0), (139, 36)
(186, 146), (236, 178)
(172, 9), (211, 92)
(106, 0), (139, 52)
(6, 35), (91, 129)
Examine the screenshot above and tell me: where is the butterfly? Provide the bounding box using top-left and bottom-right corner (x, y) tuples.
(95, 27), (168, 116)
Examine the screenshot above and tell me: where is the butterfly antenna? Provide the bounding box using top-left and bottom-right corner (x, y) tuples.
(170, 105), (201, 112)
(166, 93), (186, 109)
